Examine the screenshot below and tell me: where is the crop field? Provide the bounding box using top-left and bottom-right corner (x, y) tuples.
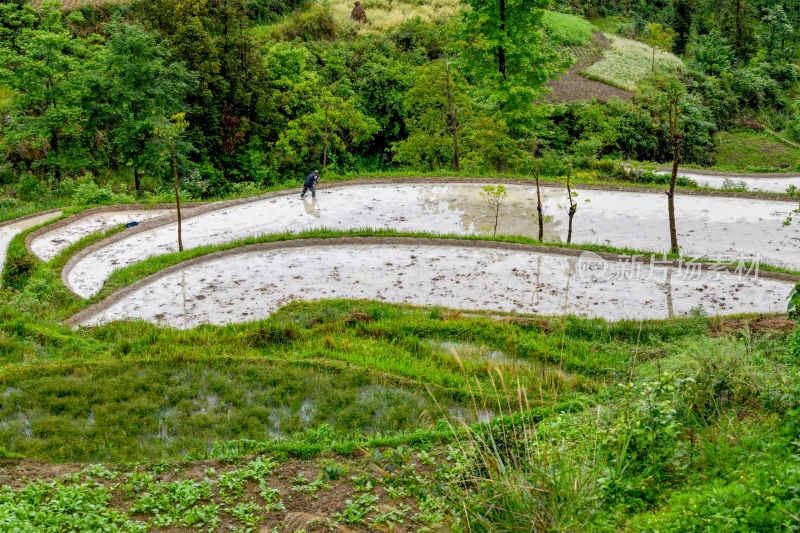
(328, 0), (460, 34)
(583, 34), (684, 91)
(541, 10), (598, 46)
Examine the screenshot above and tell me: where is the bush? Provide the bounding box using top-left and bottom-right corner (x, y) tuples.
(15, 174), (46, 202)
(691, 32), (734, 76)
(272, 4), (337, 41)
(11, 267), (72, 316)
(597, 374), (687, 506)
(71, 176), (127, 206)
(245, 0), (304, 22)
(786, 101), (800, 143)
(0, 197), (18, 210)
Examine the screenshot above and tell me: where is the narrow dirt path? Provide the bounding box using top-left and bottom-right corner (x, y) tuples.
(546, 32), (633, 103)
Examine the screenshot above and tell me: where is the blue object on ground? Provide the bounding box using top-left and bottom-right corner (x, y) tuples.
(125, 221), (139, 228)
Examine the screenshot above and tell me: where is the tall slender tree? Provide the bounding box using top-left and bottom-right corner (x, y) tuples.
(104, 23), (194, 194)
(667, 91), (683, 255)
(672, 0), (692, 55)
(460, 0), (562, 170)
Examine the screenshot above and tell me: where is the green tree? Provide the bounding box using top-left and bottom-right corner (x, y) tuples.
(394, 59), (471, 171)
(672, 0), (692, 55)
(154, 112), (190, 252)
(460, 0), (562, 170)
(691, 32), (735, 76)
(104, 22), (195, 194)
(480, 184), (507, 237)
(0, 4), (100, 180)
(644, 23), (676, 73)
(761, 5), (794, 62)
(276, 87), (378, 171)
(719, 0), (758, 59)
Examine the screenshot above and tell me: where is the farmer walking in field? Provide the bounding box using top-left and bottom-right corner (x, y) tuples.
(301, 170), (320, 198)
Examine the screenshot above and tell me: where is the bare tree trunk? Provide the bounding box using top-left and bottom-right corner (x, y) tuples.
(566, 170), (576, 244)
(445, 59), (460, 172)
(322, 105), (329, 169)
(668, 92), (682, 255)
(171, 140), (183, 252)
(133, 167), (141, 196)
(498, 0), (506, 80)
(496, 0), (507, 173)
(652, 46), (656, 73)
(493, 202), (500, 237)
(534, 160), (544, 241)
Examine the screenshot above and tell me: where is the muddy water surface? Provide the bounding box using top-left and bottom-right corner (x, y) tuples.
(66, 183), (800, 298)
(659, 170), (800, 193)
(78, 243), (792, 329)
(30, 209), (173, 262)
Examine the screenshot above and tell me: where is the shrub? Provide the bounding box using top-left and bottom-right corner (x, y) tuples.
(0, 197), (18, 210)
(691, 32), (734, 76)
(71, 176), (121, 206)
(11, 267), (72, 316)
(786, 101), (800, 143)
(15, 174), (46, 202)
(2, 253), (35, 290)
(597, 374), (687, 506)
(272, 4), (337, 41)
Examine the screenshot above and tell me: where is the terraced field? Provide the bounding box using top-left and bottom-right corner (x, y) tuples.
(3, 174), (800, 531)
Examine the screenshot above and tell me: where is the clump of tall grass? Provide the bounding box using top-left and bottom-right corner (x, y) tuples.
(583, 34), (683, 91)
(437, 365), (600, 531)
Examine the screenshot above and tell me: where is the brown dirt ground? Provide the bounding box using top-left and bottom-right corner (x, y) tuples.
(545, 32), (633, 104)
(707, 315), (795, 337)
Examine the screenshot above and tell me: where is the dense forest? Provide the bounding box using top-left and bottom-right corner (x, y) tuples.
(1, 0), (799, 200)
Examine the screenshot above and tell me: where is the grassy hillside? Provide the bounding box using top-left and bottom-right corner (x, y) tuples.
(714, 130), (800, 172)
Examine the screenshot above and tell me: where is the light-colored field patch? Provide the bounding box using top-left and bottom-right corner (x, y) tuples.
(582, 34), (683, 91)
(64, 182), (800, 299)
(329, 0), (460, 34)
(29, 209), (173, 262)
(78, 242), (792, 328)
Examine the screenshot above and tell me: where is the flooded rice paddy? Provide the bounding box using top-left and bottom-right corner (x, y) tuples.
(77, 242), (793, 329)
(64, 183), (800, 298)
(662, 170), (800, 193)
(30, 209), (173, 262)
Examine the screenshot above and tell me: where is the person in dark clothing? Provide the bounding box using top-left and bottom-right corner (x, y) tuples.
(301, 170), (320, 198)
